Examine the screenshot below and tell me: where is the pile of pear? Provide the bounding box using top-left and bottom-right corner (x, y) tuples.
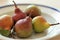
(0, 1), (59, 38)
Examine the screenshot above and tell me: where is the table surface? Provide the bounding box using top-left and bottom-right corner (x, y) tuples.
(0, 0), (60, 40)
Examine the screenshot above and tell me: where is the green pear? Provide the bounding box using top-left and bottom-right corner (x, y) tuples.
(32, 16), (54, 32)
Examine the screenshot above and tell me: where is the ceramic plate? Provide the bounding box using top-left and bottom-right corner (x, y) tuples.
(0, 4), (60, 40)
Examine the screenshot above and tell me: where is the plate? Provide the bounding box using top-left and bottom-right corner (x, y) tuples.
(0, 4), (60, 40)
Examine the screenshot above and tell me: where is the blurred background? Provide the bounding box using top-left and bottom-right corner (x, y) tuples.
(0, 0), (60, 40)
(0, 0), (60, 11)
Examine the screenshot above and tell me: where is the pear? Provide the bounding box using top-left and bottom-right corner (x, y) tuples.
(25, 5), (41, 18)
(12, 1), (26, 22)
(14, 16), (33, 38)
(32, 16), (60, 32)
(0, 15), (13, 36)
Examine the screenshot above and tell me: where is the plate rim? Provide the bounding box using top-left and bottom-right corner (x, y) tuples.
(0, 4), (60, 13)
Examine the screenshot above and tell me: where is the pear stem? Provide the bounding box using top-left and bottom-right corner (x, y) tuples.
(29, 10), (33, 17)
(13, 1), (17, 8)
(50, 23), (60, 26)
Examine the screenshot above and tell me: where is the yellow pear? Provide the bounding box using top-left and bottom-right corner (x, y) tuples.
(32, 16), (59, 32)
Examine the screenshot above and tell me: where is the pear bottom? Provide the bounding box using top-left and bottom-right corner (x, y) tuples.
(33, 22), (50, 33)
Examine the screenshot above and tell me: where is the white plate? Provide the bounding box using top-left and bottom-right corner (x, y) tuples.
(0, 4), (60, 40)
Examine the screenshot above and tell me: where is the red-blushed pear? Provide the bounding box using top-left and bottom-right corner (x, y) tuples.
(0, 15), (13, 36)
(12, 1), (26, 22)
(32, 16), (60, 32)
(14, 16), (33, 38)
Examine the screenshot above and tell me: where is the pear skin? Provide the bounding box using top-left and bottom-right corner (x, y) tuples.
(0, 15), (13, 36)
(12, 1), (26, 22)
(0, 15), (13, 30)
(25, 5), (41, 18)
(32, 16), (50, 32)
(15, 16), (33, 38)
